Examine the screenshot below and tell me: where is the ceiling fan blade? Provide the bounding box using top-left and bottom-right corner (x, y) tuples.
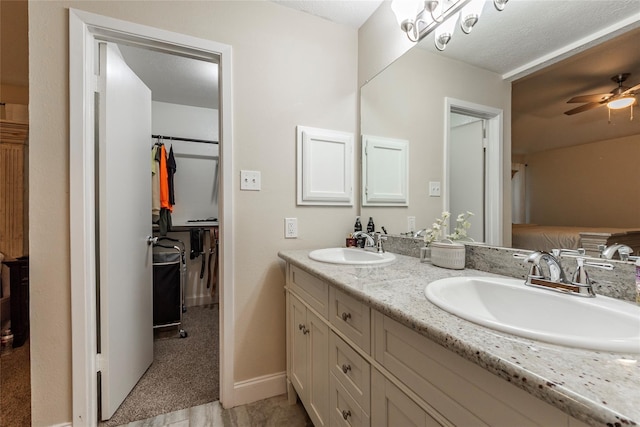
(621, 82), (640, 95)
(564, 102), (605, 116)
(566, 93), (612, 103)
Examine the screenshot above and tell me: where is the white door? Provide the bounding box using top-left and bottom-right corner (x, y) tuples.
(450, 120), (485, 242)
(98, 42), (154, 420)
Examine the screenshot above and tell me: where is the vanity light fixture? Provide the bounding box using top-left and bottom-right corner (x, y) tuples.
(391, 0), (508, 49)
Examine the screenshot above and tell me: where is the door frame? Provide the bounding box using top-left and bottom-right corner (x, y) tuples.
(444, 97), (503, 246)
(69, 9), (234, 424)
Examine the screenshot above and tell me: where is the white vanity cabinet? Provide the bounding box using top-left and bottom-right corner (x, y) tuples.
(285, 262), (591, 427)
(287, 265), (331, 427)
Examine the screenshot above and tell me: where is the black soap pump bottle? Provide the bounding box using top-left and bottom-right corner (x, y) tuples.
(367, 217), (375, 233)
(354, 217), (362, 233)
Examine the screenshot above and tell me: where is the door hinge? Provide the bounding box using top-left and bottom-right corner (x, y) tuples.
(96, 353), (105, 373)
(93, 75), (103, 93)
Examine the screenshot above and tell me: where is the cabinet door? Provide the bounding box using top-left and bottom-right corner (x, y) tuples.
(290, 294), (309, 397)
(371, 370), (444, 427)
(308, 309), (330, 427)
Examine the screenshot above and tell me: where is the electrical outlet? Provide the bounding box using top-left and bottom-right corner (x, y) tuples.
(429, 181), (441, 197)
(408, 216), (416, 233)
(285, 218), (298, 238)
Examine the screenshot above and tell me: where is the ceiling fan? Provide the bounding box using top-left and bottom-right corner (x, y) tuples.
(564, 73), (640, 116)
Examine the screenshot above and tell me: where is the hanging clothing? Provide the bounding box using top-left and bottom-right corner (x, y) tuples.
(159, 144), (172, 212)
(158, 208), (172, 236)
(151, 145), (161, 223)
(168, 145), (177, 207)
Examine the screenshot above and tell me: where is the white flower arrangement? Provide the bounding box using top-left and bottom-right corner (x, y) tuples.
(422, 211), (450, 245)
(448, 211), (475, 241)
(423, 211), (474, 245)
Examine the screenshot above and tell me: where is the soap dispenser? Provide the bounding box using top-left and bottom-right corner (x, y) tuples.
(354, 217), (362, 232)
(367, 217), (375, 233)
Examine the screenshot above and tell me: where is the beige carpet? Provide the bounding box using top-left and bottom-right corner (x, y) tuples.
(101, 304), (219, 426)
(0, 339), (31, 427)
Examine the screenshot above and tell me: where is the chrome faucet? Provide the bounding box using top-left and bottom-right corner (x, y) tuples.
(598, 244), (633, 261)
(514, 251), (612, 298)
(353, 231), (375, 248)
(525, 251), (567, 283)
(413, 229), (427, 238)
(353, 231), (387, 253)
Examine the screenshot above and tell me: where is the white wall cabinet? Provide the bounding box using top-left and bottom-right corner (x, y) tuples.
(285, 261), (592, 427)
(361, 135), (409, 206)
(297, 126), (354, 206)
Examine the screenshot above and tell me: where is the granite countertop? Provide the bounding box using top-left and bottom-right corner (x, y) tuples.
(278, 249), (640, 427)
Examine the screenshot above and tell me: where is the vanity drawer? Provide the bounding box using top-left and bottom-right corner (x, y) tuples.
(330, 332), (370, 414)
(329, 287), (370, 353)
(330, 373), (370, 427)
(289, 265), (329, 318)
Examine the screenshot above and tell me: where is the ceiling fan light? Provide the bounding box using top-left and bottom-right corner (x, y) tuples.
(607, 96), (635, 110)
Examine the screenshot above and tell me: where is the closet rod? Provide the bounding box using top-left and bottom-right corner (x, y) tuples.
(152, 134), (218, 144)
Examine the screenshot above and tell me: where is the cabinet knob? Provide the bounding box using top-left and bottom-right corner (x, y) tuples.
(342, 409), (351, 420)
(341, 312), (352, 322)
(341, 364), (352, 374)
(298, 324), (309, 335)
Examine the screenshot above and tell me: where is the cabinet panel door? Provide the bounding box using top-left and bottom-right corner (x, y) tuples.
(308, 309), (330, 427)
(371, 369), (443, 427)
(290, 294), (309, 398)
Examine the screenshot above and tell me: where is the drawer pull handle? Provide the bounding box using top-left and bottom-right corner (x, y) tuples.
(298, 324), (309, 335)
(342, 409), (351, 420)
(341, 364), (352, 374)
(341, 312), (351, 322)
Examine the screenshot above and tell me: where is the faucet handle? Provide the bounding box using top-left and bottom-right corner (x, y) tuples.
(571, 257), (590, 285)
(552, 248), (586, 257)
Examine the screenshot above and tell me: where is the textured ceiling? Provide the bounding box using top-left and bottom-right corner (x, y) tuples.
(272, 0), (384, 28)
(416, 0), (640, 79)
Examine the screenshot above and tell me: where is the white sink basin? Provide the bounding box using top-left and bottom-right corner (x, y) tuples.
(309, 248), (395, 265)
(425, 276), (640, 353)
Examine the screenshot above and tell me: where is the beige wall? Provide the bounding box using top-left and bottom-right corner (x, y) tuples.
(524, 134), (640, 227)
(29, 1), (357, 424)
(360, 47), (511, 235)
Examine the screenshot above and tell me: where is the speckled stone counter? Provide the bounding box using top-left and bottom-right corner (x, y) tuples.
(278, 249), (640, 427)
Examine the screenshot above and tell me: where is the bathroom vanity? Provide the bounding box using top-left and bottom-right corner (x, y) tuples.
(280, 249), (639, 427)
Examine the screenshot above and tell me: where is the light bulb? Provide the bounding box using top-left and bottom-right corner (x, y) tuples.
(460, 0), (484, 34)
(391, 0), (423, 30)
(434, 12), (459, 50)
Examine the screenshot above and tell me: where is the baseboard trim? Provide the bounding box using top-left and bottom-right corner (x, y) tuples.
(232, 371), (287, 407)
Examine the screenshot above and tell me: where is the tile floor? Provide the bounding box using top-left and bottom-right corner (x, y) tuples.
(116, 394), (313, 427)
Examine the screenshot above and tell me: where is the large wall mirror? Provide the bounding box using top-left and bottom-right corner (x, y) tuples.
(360, 1), (640, 260)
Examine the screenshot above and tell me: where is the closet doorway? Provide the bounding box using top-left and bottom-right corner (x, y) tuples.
(69, 10), (234, 425)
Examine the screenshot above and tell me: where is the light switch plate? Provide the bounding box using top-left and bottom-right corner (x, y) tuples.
(241, 170), (261, 191)
(429, 181), (441, 197)
(408, 216), (416, 233)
